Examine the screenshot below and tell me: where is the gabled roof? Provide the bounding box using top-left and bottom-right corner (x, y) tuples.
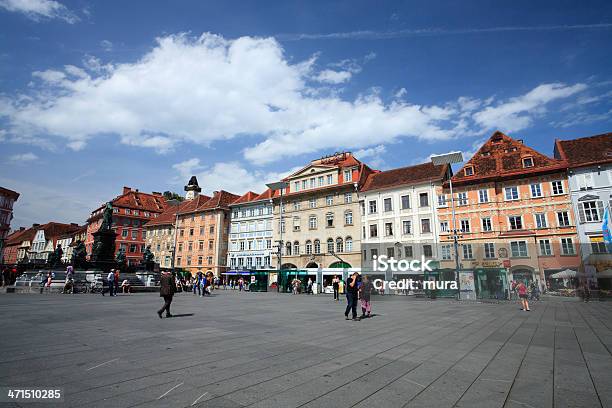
(451, 131), (566, 185)
(92, 189), (168, 215)
(196, 190), (241, 211)
(175, 194), (212, 216)
(283, 152), (362, 180)
(145, 199), (197, 227)
(554, 132), (612, 168)
(0, 186), (19, 200)
(5, 227), (36, 246)
(254, 188), (275, 201)
(58, 225), (87, 239)
(361, 162), (448, 192)
(36, 222), (82, 240)
(231, 191), (260, 205)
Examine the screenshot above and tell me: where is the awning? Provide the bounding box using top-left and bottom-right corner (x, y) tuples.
(550, 269), (577, 279)
(223, 271), (253, 275)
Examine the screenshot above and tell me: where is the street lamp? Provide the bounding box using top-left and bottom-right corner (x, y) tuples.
(266, 181), (289, 292)
(431, 151), (463, 300)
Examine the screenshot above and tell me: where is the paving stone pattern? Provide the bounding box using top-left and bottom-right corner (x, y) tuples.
(0, 291), (611, 407)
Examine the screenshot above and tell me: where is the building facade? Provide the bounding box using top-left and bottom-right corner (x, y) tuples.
(0, 186), (19, 257)
(227, 191), (274, 271)
(86, 187), (168, 265)
(29, 222), (82, 262)
(271, 152), (375, 284)
(359, 162), (449, 279)
(1, 226), (35, 264)
(555, 133), (612, 288)
(174, 189), (239, 276)
(57, 225), (87, 263)
(437, 131), (580, 298)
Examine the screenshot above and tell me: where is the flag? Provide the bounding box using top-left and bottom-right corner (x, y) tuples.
(603, 206), (612, 251)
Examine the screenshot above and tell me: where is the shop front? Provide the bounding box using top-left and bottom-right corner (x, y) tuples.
(473, 268), (508, 300)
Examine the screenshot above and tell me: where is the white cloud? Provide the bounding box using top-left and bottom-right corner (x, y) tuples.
(8, 152), (38, 162)
(472, 83), (587, 133)
(100, 40), (113, 51)
(0, 33), (591, 164)
(0, 0), (78, 23)
(313, 69), (352, 84)
(355, 144), (387, 169)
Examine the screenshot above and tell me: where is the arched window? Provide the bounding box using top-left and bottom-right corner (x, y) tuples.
(327, 238), (334, 253)
(305, 240), (313, 254)
(336, 237), (344, 253)
(293, 241), (300, 255)
(344, 210), (353, 225)
(345, 237), (353, 252)
(314, 239), (321, 254)
(285, 242), (292, 256)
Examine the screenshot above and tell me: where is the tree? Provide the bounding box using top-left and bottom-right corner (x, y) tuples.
(163, 191), (184, 202)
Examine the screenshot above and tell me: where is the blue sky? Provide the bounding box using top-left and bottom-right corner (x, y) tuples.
(0, 0), (611, 228)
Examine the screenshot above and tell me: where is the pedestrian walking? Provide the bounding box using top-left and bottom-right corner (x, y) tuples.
(105, 269), (115, 296)
(307, 278), (313, 295)
(332, 275), (340, 301)
(517, 280), (530, 311)
(157, 271), (176, 318)
(344, 272), (360, 321)
(114, 269), (120, 295)
(359, 275), (373, 319)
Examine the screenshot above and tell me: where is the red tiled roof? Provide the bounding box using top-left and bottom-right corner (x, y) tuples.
(196, 190), (241, 211)
(92, 189), (168, 215)
(39, 222), (82, 239)
(145, 199), (200, 227)
(360, 162), (447, 192)
(0, 186), (19, 200)
(254, 188), (275, 201)
(174, 194), (212, 216)
(58, 225), (87, 239)
(451, 131), (566, 185)
(5, 227), (36, 246)
(554, 133), (612, 168)
(231, 191), (260, 205)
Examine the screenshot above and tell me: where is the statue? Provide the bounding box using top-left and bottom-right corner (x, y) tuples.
(142, 245), (155, 271)
(99, 202), (114, 231)
(48, 244), (63, 267)
(115, 247), (127, 266)
(71, 240), (87, 269)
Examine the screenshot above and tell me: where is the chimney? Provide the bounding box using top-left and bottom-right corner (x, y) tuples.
(123, 186), (131, 194)
(70, 223), (78, 226)
(19, 227), (25, 231)
(135, 189), (139, 193)
(152, 191), (162, 196)
(517, 139), (523, 144)
(32, 223), (40, 227)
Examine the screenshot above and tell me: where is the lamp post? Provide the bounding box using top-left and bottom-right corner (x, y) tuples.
(431, 151), (463, 300)
(266, 181), (289, 292)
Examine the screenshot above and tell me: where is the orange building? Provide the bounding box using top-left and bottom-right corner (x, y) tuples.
(174, 189), (240, 276)
(1, 226), (36, 264)
(437, 131), (580, 298)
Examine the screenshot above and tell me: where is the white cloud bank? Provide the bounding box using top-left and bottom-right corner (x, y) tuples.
(0, 0), (78, 23)
(0, 33), (591, 165)
(8, 152), (38, 162)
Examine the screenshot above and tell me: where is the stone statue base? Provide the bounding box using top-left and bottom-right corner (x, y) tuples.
(91, 229), (117, 272)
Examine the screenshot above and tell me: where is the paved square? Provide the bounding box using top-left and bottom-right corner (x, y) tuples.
(0, 291), (611, 408)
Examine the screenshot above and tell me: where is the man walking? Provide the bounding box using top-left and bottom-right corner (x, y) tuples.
(360, 275), (374, 318)
(332, 275), (340, 301)
(158, 271), (176, 318)
(344, 272), (360, 321)
(105, 269), (115, 296)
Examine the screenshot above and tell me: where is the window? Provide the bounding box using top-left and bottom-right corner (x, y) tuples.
(318, 176), (324, 187)
(208, 240), (214, 250)
(305, 240), (313, 255)
(539, 239), (552, 256)
(326, 195), (334, 206)
(591, 238), (607, 254)
(327, 174), (333, 184)
(293, 241), (300, 255)
(344, 211), (353, 225)
(294, 181), (300, 191)
(535, 213), (547, 229)
(122, 229), (128, 238)
(326, 213), (334, 227)
(482, 217), (492, 232)
(419, 193), (429, 207)
(293, 217), (301, 232)
(129, 244), (137, 253)
(509, 216), (523, 230)
(441, 245), (451, 260)
(460, 219), (470, 233)
(530, 183), (542, 198)
(198, 256), (203, 265)
(440, 221), (449, 233)
(302, 180), (307, 190)
(510, 241), (528, 257)
(505, 186), (519, 201)
(557, 211), (570, 227)
(344, 169), (352, 182)
(402, 195), (411, 209)
(336, 238), (344, 253)
(314, 239), (321, 254)
(458, 192), (468, 206)
(186, 256), (192, 266)
(285, 242), (292, 256)
(423, 245), (433, 258)
(484, 243), (495, 259)
(478, 189), (489, 203)
(280, 220), (285, 233)
(310, 178), (315, 188)
(176, 257), (181, 266)
(551, 181), (564, 195)
(404, 245), (414, 258)
(131, 230), (137, 239)
(188, 242), (193, 251)
(370, 248), (378, 259)
(522, 157), (534, 168)
(369, 224), (378, 238)
(293, 201), (301, 211)
(309, 198), (317, 208)
(579, 201), (603, 223)
(369, 200), (377, 214)
(345, 237), (353, 252)
(402, 220), (412, 235)
(464, 166), (474, 176)
(207, 256), (212, 265)
(384, 198), (392, 212)
(189, 228), (194, 236)
(239, 241), (245, 251)
(344, 193), (352, 203)
(327, 238), (334, 253)
(385, 222), (393, 236)
(561, 238), (575, 255)
(421, 218), (431, 233)
(209, 225), (214, 234)
(179, 229), (184, 237)
(309, 215), (317, 229)
(462, 244), (473, 259)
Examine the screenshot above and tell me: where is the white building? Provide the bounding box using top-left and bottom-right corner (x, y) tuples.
(227, 191), (274, 271)
(29, 222), (81, 263)
(359, 162), (450, 278)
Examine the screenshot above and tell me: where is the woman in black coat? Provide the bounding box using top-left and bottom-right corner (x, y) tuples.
(157, 271), (177, 318)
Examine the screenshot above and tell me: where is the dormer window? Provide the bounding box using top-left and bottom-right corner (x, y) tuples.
(481, 151), (491, 157)
(464, 166), (474, 176)
(522, 157), (534, 168)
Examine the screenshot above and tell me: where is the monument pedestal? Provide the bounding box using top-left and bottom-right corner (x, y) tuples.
(91, 229), (116, 272)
